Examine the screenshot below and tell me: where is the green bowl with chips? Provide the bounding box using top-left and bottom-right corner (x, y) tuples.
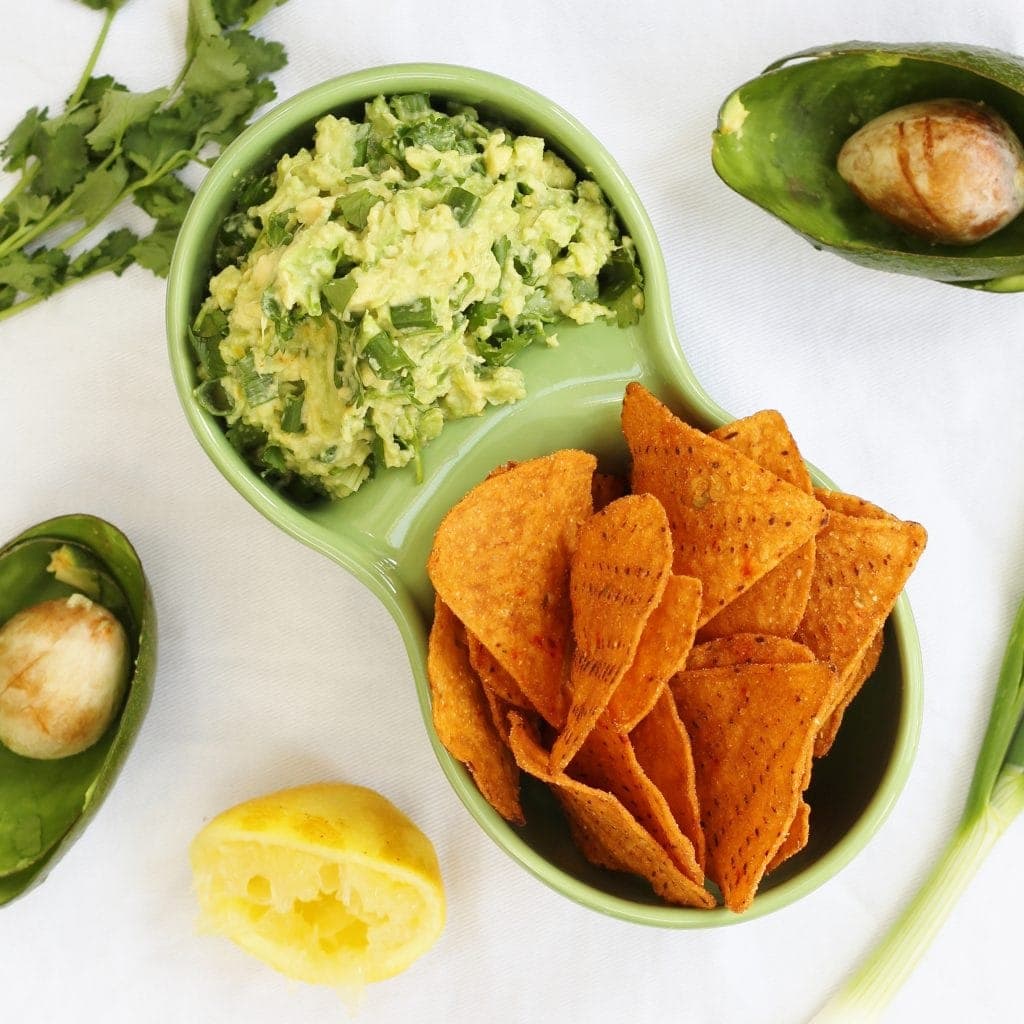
(167, 64), (923, 925)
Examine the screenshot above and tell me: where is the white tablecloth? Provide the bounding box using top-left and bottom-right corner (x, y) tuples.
(4, 2), (1024, 1021)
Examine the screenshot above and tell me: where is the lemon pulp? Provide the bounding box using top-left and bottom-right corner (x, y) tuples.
(189, 783), (445, 989)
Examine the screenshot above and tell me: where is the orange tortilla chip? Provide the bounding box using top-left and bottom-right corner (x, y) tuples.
(701, 410), (815, 638)
(622, 383), (828, 627)
(551, 494), (672, 772)
(670, 661), (838, 912)
(815, 626), (885, 757)
(630, 690), (706, 871)
(426, 599), (523, 825)
(794, 506), (925, 749)
(606, 574), (702, 732)
(686, 631), (823, 824)
(809, 490), (893, 754)
(710, 410), (813, 492)
(767, 799), (811, 873)
(814, 488), (894, 520)
(592, 471), (628, 511)
(467, 632), (534, 713)
(697, 539), (815, 639)
(570, 715), (702, 883)
(686, 633), (816, 670)
(508, 713), (714, 909)
(428, 450), (596, 727)
(481, 686), (514, 745)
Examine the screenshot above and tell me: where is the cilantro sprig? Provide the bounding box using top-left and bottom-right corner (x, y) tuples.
(0, 0), (291, 321)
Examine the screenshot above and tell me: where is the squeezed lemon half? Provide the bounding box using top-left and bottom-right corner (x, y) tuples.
(189, 783), (445, 991)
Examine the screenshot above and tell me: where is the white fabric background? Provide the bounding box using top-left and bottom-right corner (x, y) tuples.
(3, 1), (1024, 1021)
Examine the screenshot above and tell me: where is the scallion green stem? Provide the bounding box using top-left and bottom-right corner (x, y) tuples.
(811, 776), (1023, 1022)
(809, 594), (1024, 1022)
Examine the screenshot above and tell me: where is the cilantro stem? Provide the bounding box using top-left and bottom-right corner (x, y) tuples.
(809, 594), (1024, 1021)
(0, 152), (40, 232)
(52, 151), (190, 256)
(0, 149), (121, 261)
(68, 3), (122, 110)
(0, 0), (293, 321)
(0, 234), (138, 323)
(1, 168), (33, 208)
(0, 291), (44, 322)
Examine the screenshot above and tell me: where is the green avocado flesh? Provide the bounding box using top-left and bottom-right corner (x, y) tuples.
(192, 93), (644, 501)
(711, 43), (1024, 286)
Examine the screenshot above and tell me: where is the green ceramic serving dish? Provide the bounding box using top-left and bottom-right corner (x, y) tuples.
(166, 64), (922, 926)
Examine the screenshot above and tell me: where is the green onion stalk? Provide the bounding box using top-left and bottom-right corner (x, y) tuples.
(811, 595), (1024, 1021)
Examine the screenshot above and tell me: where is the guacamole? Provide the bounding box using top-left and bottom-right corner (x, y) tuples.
(190, 94), (643, 500)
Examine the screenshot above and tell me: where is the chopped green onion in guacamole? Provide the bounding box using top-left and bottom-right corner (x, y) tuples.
(191, 94), (644, 500)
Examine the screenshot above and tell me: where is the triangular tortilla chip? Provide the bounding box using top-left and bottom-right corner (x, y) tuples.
(686, 633), (816, 670)
(766, 799), (811, 873)
(508, 713), (714, 909)
(622, 384), (828, 627)
(697, 540), (816, 640)
(683, 635), (822, 875)
(570, 715), (703, 884)
(605, 574), (702, 732)
(793, 501), (925, 752)
(700, 410), (816, 639)
(426, 599), (523, 824)
(428, 450), (596, 727)
(815, 626), (886, 757)
(814, 488), (894, 520)
(630, 690), (706, 871)
(467, 632), (534, 713)
(670, 661), (838, 912)
(711, 409), (813, 490)
(481, 686), (515, 746)
(551, 494), (672, 772)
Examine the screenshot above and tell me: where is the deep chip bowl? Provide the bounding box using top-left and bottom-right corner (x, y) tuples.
(166, 64), (923, 926)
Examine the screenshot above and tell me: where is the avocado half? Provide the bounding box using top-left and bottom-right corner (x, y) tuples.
(0, 515), (155, 906)
(711, 41), (1024, 291)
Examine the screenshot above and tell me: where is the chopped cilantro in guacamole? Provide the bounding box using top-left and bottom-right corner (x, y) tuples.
(191, 94), (644, 500)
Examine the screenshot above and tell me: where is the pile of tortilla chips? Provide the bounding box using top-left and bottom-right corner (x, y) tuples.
(426, 383), (926, 912)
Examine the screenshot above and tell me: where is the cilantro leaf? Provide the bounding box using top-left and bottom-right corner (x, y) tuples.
(67, 159), (130, 225)
(224, 28), (287, 77)
(265, 211), (293, 247)
(1, 107), (46, 172)
(76, 75), (121, 106)
(182, 34), (250, 96)
(66, 227), (137, 279)
(214, 0), (289, 29)
(0, 248), (69, 297)
(85, 87), (169, 153)
(131, 222), (180, 277)
(123, 99), (207, 174)
(133, 175), (194, 225)
(0, 194), (51, 245)
(30, 120), (90, 196)
(597, 248), (645, 328)
(0, 0), (293, 323)
(194, 85), (269, 147)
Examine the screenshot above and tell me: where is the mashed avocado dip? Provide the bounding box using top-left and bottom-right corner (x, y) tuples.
(190, 94), (644, 500)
